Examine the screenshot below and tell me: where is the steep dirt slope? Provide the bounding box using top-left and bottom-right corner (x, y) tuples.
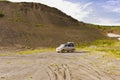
(0, 1), (106, 48)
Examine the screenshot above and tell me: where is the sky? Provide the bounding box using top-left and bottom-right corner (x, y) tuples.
(8, 0), (120, 26)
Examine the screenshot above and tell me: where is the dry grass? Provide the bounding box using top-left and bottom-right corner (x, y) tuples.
(18, 48), (55, 54)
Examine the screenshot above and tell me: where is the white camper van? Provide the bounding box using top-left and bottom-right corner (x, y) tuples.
(56, 42), (75, 53)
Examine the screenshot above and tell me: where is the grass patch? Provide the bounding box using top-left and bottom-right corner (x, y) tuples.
(0, 53), (8, 56)
(35, 24), (44, 27)
(18, 48), (55, 55)
(77, 39), (120, 57)
(0, 0), (9, 1)
(87, 24), (120, 33)
(8, 17), (24, 22)
(0, 53), (15, 56)
(18, 39), (120, 57)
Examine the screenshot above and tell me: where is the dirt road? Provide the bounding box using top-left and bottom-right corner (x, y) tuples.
(0, 51), (120, 80)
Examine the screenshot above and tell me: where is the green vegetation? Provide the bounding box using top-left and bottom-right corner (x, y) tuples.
(85, 24), (120, 57)
(8, 17), (24, 22)
(0, 0), (10, 3)
(35, 24), (45, 27)
(96, 26), (120, 33)
(87, 24), (120, 33)
(0, 53), (9, 56)
(18, 48), (55, 55)
(7, 11), (25, 22)
(77, 40), (120, 57)
(0, 11), (4, 18)
(17, 39), (120, 58)
(0, 53), (15, 56)
(93, 40), (120, 56)
(0, 13), (4, 17)
(0, 0), (8, 1)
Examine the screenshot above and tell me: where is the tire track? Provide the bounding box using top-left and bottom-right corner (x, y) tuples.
(47, 64), (71, 80)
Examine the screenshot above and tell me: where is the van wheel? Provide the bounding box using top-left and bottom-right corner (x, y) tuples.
(67, 50), (70, 53)
(57, 51), (60, 53)
(71, 50), (75, 52)
(61, 49), (65, 53)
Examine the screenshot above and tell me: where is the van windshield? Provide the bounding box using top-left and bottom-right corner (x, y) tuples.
(59, 44), (65, 48)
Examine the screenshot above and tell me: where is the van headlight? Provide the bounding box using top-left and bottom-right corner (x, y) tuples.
(56, 48), (60, 51)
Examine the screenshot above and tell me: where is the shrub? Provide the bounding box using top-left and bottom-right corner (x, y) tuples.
(35, 24), (44, 27)
(0, 11), (4, 18)
(0, 0), (9, 1)
(0, 13), (4, 17)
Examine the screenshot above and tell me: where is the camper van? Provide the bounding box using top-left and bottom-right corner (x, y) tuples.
(56, 42), (75, 53)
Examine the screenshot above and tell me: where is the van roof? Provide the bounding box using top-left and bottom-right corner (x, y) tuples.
(67, 42), (74, 43)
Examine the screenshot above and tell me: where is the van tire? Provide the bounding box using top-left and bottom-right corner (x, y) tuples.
(71, 49), (75, 52)
(57, 51), (60, 53)
(61, 49), (65, 53)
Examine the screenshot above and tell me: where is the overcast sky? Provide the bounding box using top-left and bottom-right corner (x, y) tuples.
(9, 0), (120, 26)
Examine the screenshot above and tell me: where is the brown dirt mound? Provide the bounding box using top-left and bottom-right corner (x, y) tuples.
(0, 1), (106, 48)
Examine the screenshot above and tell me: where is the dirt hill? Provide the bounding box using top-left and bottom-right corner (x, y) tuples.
(0, 1), (106, 49)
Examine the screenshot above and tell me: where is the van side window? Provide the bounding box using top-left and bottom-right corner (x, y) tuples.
(68, 44), (71, 47)
(70, 43), (74, 47)
(68, 43), (74, 47)
(65, 44), (68, 47)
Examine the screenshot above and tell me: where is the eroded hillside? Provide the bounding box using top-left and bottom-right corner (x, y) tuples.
(0, 1), (106, 48)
